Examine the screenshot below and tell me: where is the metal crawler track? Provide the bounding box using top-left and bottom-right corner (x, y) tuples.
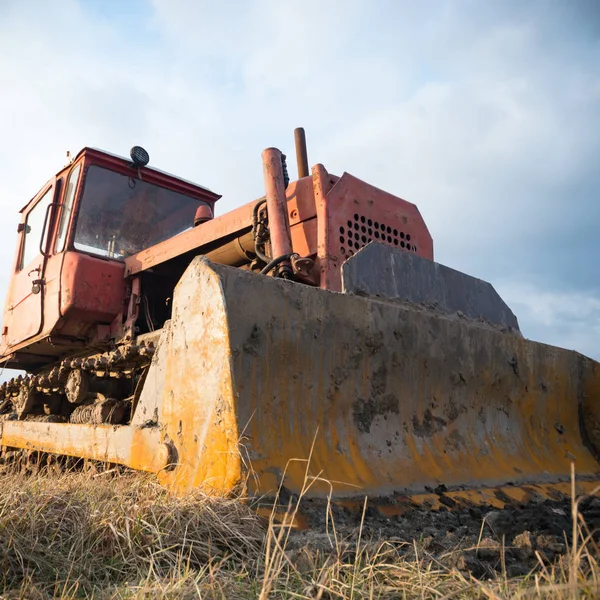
(0, 341), (156, 424)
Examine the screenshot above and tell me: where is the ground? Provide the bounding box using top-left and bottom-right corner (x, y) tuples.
(0, 470), (599, 599)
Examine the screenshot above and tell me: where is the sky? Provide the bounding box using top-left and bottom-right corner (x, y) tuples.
(0, 0), (599, 362)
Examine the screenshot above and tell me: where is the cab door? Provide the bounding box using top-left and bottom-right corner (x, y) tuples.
(5, 182), (58, 347)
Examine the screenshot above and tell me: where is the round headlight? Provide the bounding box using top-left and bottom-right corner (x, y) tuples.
(130, 146), (150, 167)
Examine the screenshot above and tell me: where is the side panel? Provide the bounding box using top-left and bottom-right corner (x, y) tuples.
(3, 183), (58, 349)
(59, 252), (125, 337)
(289, 218), (318, 263)
(39, 252), (65, 337)
(0, 251), (120, 363)
(342, 243), (520, 333)
(316, 169), (434, 292)
(3, 258), (43, 347)
(157, 261), (242, 494)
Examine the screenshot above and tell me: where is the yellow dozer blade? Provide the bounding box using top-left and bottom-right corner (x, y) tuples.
(2, 243), (599, 510)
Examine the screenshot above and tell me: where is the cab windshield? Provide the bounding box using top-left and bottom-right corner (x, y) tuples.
(74, 165), (207, 259)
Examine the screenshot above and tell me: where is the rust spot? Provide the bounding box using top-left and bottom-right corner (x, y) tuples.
(444, 399), (465, 423)
(327, 348), (363, 399)
(243, 325), (263, 357)
(353, 393), (399, 433)
(412, 409), (447, 437)
(371, 363), (387, 396)
(478, 406), (487, 424)
(446, 429), (466, 451)
(450, 371), (467, 386)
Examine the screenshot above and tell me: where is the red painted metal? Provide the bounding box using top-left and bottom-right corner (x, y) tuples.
(311, 164), (334, 289)
(1, 147), (219, 368)
(73, 148), (221, 207)
(124, 163), (431, 290)
(194, 205), (214, 226)
(315, 169), (433, 292)
(0, 142), (434, 372)
(261, 148), (294, 260)
(124, 172), (321, 278)
(285, 175), (317, 225)
(2, 177), (60, 349)
(125, 201), (255, 276)
(59, 252), (126, 329)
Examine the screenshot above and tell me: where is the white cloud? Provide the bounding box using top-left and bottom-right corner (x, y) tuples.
(0, 0), (598, 377)
(498, 282), (600, 360)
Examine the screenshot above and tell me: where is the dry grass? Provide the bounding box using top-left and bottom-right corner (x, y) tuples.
(0, 469), (599, 599)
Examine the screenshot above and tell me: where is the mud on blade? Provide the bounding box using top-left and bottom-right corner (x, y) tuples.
(127, 248), (600, 506)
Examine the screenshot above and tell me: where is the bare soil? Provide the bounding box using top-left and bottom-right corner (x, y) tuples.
(287, 496), (600, 579)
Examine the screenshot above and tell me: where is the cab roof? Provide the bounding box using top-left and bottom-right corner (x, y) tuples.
(20, 146), (221, 213)
(77, 147), (216, 193)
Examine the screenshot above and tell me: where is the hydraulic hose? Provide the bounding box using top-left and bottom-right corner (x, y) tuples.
(252, 198), (273, 265)
(260, 253), (296, 276)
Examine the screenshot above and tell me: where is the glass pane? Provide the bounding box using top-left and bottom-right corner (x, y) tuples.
(74, 166), (207, 260)
(55, 163), (81, 253)
(21, 187), (54, 269)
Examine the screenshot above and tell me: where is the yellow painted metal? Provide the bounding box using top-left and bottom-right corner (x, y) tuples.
(2, 256), (599, 510)
(144, 257), (600, 502)
(156, 265), (242, 494)
(0, 421), (168, 473)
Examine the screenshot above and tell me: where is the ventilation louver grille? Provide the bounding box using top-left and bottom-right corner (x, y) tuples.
(339, 213), (417, 258)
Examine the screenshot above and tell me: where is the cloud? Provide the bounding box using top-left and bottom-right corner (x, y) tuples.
(498, 282), (600, 360)
(0, 0), (599, 379)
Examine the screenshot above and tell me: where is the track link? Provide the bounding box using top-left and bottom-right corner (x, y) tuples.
(0, 341), (156, 424)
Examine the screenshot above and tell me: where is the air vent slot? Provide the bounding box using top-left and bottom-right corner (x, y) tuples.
(338, 213), (417, 258)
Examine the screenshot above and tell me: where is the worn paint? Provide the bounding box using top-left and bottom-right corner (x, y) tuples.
(156, 261), (242, 494)
(3, 254), (598, 506)
(315, 166), (433, 292)
(0, 146), (219, 367)
(131, 257), (600, 502)
(1, 421), (168, 473)
(1, 144), (599, 510)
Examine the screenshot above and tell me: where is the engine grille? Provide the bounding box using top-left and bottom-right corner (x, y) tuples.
(338, 212), (418, 259)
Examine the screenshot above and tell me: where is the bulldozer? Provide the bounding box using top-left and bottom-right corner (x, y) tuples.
(0, 128), (599, 513)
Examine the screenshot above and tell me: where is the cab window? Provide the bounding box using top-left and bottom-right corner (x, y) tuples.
(74, 166), (205, 259)
(55, 163), (81, 253)
(20, 187), (54, 270)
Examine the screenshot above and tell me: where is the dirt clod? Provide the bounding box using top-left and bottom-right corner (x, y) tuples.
(477, 537), (502, 560)
(291, 494), (600, 578)
(513, 530), (534, 559)
(507, 563), (530, 578)
(455, 553), (480, 572)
